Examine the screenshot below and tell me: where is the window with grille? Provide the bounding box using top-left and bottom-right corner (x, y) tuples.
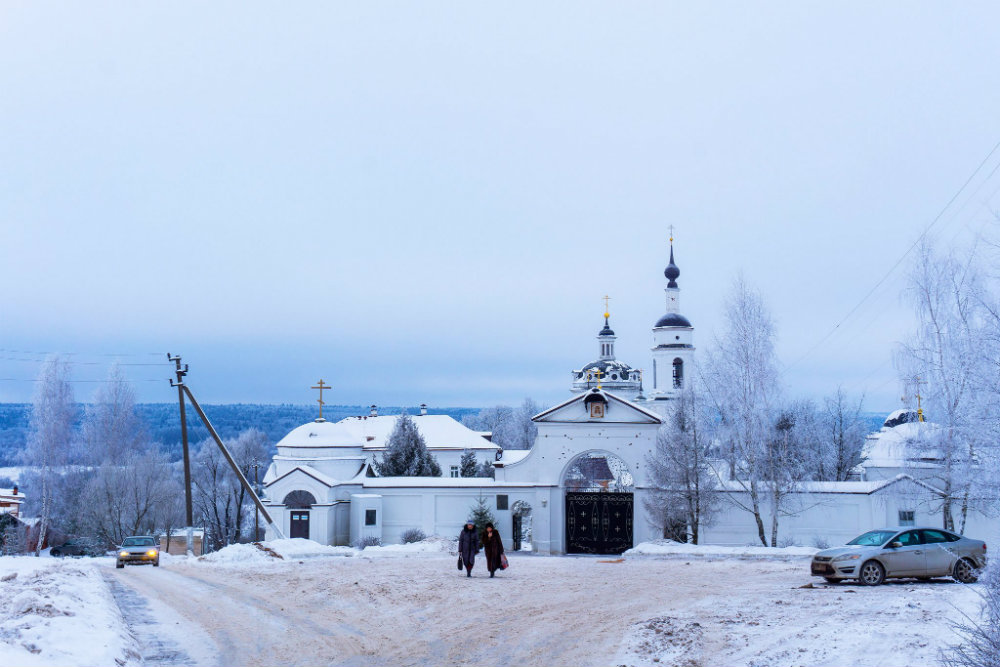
(898, 510), (915, 526)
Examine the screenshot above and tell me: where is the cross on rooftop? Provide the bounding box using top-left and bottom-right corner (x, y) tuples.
(311, 379), (331, 421)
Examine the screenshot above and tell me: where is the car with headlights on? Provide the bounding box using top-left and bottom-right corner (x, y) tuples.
(811, 527), (986, 586)
(116, 536), (160, 568)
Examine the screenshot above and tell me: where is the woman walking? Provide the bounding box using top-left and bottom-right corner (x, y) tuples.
(458, 522), (479, 577)
(482, 522), (505, 578)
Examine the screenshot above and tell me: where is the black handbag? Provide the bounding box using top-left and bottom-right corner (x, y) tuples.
(457, 555), (464, 570)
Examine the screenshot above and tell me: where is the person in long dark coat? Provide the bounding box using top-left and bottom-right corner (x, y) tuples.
(458, 522), (479, 577)
(482, 522), (505, 578)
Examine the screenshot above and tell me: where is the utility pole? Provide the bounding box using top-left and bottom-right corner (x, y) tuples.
(168, 354), (195, 556)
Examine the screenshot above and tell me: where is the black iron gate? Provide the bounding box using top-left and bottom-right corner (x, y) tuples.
(512, 514), (522, 551)
(565, 492), (633, 554)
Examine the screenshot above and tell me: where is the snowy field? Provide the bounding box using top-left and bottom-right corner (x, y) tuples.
(0, 539), (983, 667)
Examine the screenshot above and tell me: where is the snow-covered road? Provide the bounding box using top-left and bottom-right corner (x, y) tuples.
(109, 550), (979, 667)
(1, 542), (984, 667)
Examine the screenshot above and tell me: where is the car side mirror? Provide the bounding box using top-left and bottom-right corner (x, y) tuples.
(889, 541), (902, 549)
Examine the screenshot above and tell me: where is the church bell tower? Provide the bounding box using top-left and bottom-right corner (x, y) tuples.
(648, 233), (695, 408)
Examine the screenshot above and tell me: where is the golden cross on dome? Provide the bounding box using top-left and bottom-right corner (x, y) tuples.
(311, 379), (331, 420)
(592, 368), (604, 389)
(669, 224), (675, 244)
(603, 294), (611, 318)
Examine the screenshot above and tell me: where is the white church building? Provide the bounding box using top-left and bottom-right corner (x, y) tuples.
(263, 237), (997, 553)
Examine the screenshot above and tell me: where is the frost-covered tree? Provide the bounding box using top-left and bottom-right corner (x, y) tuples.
(702, 277), (783, 546)
(896, 242), (993, 532)
(20, 357), (76, 555)
(644, 386), (718, 543)
(459, 449), (478, 477)
(83, 448), (176, 546)
(373, 412), (441, 477)
(476, 458), (495, 479)
(812, 389), (869, 481)
(462, 399), (539, 450)
(192, 428), (270, 550)
(81, 363), (147, 465)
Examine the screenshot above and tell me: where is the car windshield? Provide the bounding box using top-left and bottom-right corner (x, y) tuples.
(847, 530), (897, 546)
(122, 537), (155, 547)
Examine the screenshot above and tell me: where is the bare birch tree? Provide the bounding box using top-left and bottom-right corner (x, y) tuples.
(896, 242), (991, 532)
(21, 357), (76, 555)
(702, 277), (782, 546)
(644, 385), (718, 543)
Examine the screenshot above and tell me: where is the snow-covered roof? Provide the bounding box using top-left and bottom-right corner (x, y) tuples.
(533, 388), (664, 424)
(264, 465), (339, 489)
(337, 414), (498, 451)
(498, 450), (531, 466)
(861, 421), (943, 469)
(363, 477), (549, 488)
(274, 419), (366, 449)
(0, 489), (25, 502)
(715, 474), (944, 497)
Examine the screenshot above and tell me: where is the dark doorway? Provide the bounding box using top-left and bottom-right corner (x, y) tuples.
(513, 514), (522, 551)
(290, 510), (310, 539)
(565, 492), (633, 554)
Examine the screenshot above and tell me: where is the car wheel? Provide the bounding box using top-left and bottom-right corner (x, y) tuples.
(116, 562), (124, 569)
(859, 560), (885, 586)
(153, 560), (159, 567)
(954, 558), (979, 584)
(51, 549), (61, 557)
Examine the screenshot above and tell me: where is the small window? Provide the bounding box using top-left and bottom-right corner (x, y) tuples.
(898, 510), (915, 527)
(450, 466), (459, 478)
(497, 494), (509, 511)
(365, 509), (377, 526)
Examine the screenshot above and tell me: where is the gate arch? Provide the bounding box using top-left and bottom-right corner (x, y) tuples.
(561, 451), (634, 554)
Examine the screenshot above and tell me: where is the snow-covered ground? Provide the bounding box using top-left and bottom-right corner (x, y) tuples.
(0, 539), (984, 666)
(0, 556), (137, 666)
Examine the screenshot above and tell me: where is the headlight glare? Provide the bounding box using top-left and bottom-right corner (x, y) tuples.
(119, 551), (128, 557)
(147, 550), (157, 557)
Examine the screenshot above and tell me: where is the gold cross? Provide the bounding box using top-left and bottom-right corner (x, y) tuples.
(592, 368), (604, 389)
(669, 224), (675, 243)
(311, 379), (331, 420)
(603, 294), (611, 318)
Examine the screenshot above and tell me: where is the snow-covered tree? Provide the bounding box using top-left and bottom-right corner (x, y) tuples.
(644, 386), (718, 543)
(812, 389), (869, 481)
(192, 428), (270, 550)
(373, 412), (441, 477)
(83, 448), (176, 546)
(20, 357), (76, 555)
(81, 363), (147, 465)
(459, 449), (478, 477)
(702, 277), (783, 546)
(896, 242), (994, 532)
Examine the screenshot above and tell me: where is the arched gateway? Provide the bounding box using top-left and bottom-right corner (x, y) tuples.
(563, 451), (635, 554)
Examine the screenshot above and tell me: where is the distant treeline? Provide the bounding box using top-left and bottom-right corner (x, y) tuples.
(0, 403), (480, 465)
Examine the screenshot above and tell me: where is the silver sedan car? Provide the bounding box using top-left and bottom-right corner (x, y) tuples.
(811, 527), (987, 585)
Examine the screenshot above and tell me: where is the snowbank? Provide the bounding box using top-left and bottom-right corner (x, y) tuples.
(267, 538), (355, 559)
(0, 557), (137, 667)
(625, 539), (818, 559)
(359, 536), (455, 557)
(196, 536), (457, 566)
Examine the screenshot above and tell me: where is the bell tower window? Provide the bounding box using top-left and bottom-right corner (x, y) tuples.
(672, 358), (684, 388)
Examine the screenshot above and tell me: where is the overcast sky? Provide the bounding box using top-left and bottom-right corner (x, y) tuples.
(2, 2), (1000, 412)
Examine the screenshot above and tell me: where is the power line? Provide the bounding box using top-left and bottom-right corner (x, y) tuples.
(783, 137), (1000, 376)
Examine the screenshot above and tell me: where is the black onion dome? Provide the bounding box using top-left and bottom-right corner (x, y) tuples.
(599, 315), (615, 336)
(654, 313), (692, 328)
(664, 245), (680, 288)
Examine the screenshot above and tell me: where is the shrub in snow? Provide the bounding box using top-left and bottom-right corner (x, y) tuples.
(811, 535), (830, 550)
(354, 536), (382, 549)
(944, 562), (1000, 667)
(400, 528), (426, 544)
